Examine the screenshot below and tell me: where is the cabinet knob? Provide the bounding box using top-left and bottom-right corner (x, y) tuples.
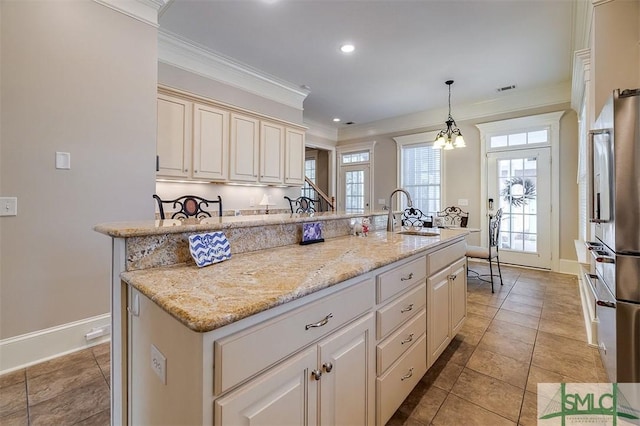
(194, 170), (198, 173)
(323, 362), (333, 373)
(311, 369), (322, 380)
(184, 169), (188, 172)
(449, 274), (457, 280)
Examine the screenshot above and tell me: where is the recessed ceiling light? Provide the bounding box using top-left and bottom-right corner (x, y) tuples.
(340, 44), (355, 53)
(333, 118), (341, 122)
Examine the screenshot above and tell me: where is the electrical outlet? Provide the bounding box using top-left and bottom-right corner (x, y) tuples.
(151, 344), (167, 385)
(458, 198), (469, 206)
(249, 198), (255, 207)
(0, 197), (17, 216)
(378, 199), (385, 205)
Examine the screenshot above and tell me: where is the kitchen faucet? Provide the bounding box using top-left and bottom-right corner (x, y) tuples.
(387, 188), (413, 232)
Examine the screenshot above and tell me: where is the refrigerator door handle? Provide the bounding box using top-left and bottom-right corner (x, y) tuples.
(588, 129), (612, 223)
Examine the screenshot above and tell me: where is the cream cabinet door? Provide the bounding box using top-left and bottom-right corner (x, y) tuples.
(193, 103), (229, 181)
(214, 346), (318, 426)
(449, 258), (467, 336)
(157, 94), (192, 178)
(317, 313), (374, 426)
(427, 268), (451, 368)
(259, 121), (284, 184)
(230, 113), (259, 182)
(285, 128), (305, 185)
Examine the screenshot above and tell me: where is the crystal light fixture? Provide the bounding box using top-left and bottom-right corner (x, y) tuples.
(433, 80), (465, 150)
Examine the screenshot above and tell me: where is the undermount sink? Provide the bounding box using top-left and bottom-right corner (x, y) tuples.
(396, 229), (440, 237)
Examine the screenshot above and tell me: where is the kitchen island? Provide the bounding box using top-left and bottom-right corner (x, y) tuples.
(95, 211), (469, 425)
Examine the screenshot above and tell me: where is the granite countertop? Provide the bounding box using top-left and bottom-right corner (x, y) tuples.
(121, 228), (468, 333)
(94, 211), (387, 238)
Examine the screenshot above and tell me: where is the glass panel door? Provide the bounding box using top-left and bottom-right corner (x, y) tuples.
(340, 165), (370, 213)
(488, 148), (551, 268)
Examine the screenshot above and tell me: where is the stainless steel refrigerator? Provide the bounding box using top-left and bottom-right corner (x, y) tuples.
(587, 88), (640, 383)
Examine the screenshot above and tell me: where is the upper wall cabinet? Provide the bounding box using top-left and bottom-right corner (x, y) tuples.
(285, 128), (305, 186)
(157, 94), (229, 182)
(157, 88), (306, 186)
(259, 121), (285, 184)
(229, 113), (260, 182)
(157, 94), (192, 178)
(193, 104), (229, 181)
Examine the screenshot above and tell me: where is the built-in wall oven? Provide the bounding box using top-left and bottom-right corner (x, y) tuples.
(587, 88), (640, 383)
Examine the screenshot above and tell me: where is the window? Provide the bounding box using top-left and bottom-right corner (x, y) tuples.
(401, 143), (441, 215)
(301, 157), (316, 198)
(489, 129), (549, 149)
(394, 132), (442, 216)
(341, 151), (369, 164)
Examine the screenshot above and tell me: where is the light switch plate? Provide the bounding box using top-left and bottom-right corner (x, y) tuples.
(151, 344), (167, 385)
(0, 197), (17, 216)
(55, 152), (71, 170)
(458, 198), (469, 206)
(378, 199), (385, 205)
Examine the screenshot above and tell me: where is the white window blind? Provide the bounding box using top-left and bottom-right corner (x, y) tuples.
(401, 143), (441, 216)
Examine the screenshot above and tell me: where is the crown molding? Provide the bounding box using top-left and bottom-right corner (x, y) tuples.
(337, 81), (572, 141)
(303, 119), (339, 142)
(571, 49), (591, 111)
(93, 0), (169, 27)
(158, 30), (310, 111)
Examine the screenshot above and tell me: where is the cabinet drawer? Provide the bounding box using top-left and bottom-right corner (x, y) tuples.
(214, 278), (374, 395)
(376, 309), (426, 375)
(377, 256), (426, 303)
(376, 283), (426, 340)
(376, 333), (427, 426)
(427, 240), (465, 274)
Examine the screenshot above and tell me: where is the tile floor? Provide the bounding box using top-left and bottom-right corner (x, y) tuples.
(0, 264), (606, 426)
(387, 263), (608, 426)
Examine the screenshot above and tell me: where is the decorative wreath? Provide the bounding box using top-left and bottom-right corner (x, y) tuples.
(501, 177), (536, 207)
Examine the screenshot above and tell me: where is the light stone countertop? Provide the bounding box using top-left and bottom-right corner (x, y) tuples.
(94, 211), (386, 238)
(120, 228), (468, 333)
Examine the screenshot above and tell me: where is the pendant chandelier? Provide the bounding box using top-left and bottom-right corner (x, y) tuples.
(433, 80), (465, 150)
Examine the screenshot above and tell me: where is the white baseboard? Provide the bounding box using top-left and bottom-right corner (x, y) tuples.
(558, 258), (580, 276)
(0, 313), (111, 375)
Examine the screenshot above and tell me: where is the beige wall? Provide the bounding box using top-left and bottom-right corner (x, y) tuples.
(0, 1), (157, 339)
(592, 0), (640, 114)
(339, 102), (579, 261)
(158, 63), (304, 125)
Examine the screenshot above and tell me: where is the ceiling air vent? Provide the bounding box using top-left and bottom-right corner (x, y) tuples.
(497, 84), (516, 92)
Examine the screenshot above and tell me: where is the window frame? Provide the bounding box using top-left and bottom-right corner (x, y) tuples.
(393, 131), (442, 215)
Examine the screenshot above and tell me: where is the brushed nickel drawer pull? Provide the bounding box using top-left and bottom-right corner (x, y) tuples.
(400, 304), (414, 313)
(305, 313), (333, 330)
(323, 362), (333, 373)
(401, 368), (414, 381)
(311, 369), (322, 380)
(400, 273), (414, 281)
(401, 334), (414, 345)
